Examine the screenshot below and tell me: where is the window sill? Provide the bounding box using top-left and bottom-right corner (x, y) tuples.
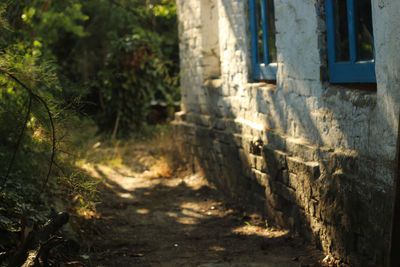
(252, 79), (277, 85)
(246, 81), (277, 91)
(330, 83), (377, 92)
(323, 83), (377, 108)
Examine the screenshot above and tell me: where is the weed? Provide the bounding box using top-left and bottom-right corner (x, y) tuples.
(107, 156), (123, 168)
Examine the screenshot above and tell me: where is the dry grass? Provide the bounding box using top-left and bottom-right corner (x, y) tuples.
(75, 124), (183, 177)
(58, 121), (185, 221)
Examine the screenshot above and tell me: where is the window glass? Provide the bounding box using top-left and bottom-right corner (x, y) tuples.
(356, 0), (374, 61)
(250, 0), (277, 80)
(325, 0), (376, 82)
(257, 0), (264, 63)
(334, 0), (350, 62)
(266, 0), (277, 63)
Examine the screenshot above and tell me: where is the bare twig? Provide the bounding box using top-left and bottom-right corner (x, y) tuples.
(0, 69), (56, 195)
(34, 94), (56, 195)
(52, 161), (66, 176)
(107, 0), (139, 16)
(111, 111), (121, 141)
(2, 93), (32, 187)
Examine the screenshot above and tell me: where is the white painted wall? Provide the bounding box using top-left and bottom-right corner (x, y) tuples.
(175, 0), (400, 264)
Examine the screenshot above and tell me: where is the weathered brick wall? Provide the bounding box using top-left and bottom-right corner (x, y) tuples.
(174, 0), (400, 266)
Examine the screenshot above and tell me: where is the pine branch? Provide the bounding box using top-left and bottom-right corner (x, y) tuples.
(2, 92), (32, 187)
(0, 68), (56, 195)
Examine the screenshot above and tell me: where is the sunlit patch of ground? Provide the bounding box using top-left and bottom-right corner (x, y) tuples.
(67, 127), (326, 267)
(232, 224), (289, 238)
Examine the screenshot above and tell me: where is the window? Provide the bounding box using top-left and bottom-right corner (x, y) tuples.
(249, 0), (277, 80)
(326, 0), (376, 83)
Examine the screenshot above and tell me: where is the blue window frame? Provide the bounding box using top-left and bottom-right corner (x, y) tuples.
(249, 0), (277, 81)
(325, 0), (376, 83)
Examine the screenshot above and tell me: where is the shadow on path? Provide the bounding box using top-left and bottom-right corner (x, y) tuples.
(76, 159), (323, 267)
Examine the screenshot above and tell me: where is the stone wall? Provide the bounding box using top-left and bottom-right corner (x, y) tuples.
(174, 0), (400, 266)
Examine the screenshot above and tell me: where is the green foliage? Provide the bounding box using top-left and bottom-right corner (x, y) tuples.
(68, 0), (180, 135)
(0, 4), (9, 32)
(0, 0), (179, 257)
(5, 0), (179, 136)
(2, 0), (179, 136)
(0, 1), (95, 255)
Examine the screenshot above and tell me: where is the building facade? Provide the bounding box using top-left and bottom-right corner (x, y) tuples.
(172, 1), (400, 266)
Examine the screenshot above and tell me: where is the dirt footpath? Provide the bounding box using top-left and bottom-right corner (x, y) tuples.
(76, 143), (324, 267)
